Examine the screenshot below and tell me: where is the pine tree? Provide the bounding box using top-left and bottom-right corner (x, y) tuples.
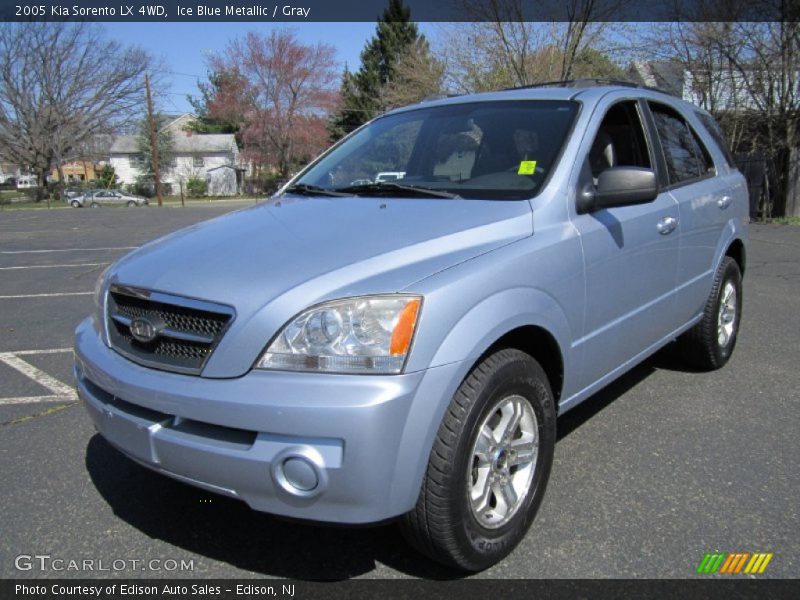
(328, 0), (422, 141)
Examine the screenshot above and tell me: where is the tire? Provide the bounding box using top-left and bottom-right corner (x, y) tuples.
(400, 349), (556, 571)
(70, 200), (80, 208)
(678, 256), (742, 370)
(127, 200), (136, 207)
(90, 201), (99, 208)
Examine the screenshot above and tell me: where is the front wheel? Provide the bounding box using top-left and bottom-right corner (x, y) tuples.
(678, 256), (742, 370)
(70, 200), (80, 208)
(400, 349), (556, 571)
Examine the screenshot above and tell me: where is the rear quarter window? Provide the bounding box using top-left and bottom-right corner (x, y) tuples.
(696, 111), (737, 168)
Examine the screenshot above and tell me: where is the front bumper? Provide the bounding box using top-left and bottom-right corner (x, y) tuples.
(74, 317), (463, 524)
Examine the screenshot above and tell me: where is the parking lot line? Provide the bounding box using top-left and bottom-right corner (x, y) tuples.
(0, 351), (77, 400)
(0, 291), (93, 299)
(0, 395), (76, 406)
(0, 262), (109, 271)
(13, 348), (73, 355)
(0, 246), (137, 254)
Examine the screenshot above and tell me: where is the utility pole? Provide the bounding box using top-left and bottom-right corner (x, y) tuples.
(144, 73), (163, 207)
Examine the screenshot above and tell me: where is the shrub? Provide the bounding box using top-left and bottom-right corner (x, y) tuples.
(186, 177), (207, 197)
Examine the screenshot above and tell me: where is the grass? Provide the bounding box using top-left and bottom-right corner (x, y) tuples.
(159, 195), (263, 205)
(767, 216), (800, 226)
(0, 195), (263, 211)
(0, 200), (68, 211)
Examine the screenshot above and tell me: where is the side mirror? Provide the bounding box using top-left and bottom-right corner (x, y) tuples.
(593, 167), (657, 210)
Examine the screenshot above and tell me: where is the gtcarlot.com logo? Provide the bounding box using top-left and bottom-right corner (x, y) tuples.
(696, 552), (773, 575)
(14, 554), (194, 573)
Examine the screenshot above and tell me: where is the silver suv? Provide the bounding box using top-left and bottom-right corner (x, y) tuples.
(75, 81), (747, 571)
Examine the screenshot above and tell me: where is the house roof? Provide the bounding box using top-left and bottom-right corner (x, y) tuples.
(627, 61), (686, 97)
(110, 133), (238, 155)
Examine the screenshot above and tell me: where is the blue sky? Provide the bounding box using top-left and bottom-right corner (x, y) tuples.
(105, 23), (432, 114)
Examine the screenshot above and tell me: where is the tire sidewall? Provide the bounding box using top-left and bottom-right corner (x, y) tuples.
(714, 259), (743, 364)
(450, 354), (556, 569)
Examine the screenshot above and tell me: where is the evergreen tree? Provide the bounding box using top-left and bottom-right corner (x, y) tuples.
(135, 114), (174, 193)
(328, 0), (422, 141)
(187, 69), (248, 135)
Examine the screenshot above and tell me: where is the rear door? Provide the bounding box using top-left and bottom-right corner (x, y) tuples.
(645, 102), (735, 325)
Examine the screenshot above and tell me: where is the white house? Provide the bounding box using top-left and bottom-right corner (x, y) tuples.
(109, 114), (242, 195)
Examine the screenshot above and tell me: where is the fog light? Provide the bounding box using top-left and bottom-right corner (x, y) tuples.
(270, 446), (328, 499)
(282, 457), (318, 491)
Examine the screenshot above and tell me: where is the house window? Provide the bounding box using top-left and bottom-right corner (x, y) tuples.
(193, 157), (204, 168)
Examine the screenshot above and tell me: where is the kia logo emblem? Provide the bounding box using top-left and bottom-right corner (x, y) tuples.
(129, 316), (163, 343)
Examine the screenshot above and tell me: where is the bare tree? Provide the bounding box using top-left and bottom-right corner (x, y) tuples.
(438, 0), (626, 93)
(640, 1), (800, 217)
(383, 39), (446, 109)
(0, 23), (152, 199)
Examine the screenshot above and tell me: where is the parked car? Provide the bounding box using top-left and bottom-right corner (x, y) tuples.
(75, 81), (748, 571)
(70, 189), (148, 208)
(375, 171), (407, 183)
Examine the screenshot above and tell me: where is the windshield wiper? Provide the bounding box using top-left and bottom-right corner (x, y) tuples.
(334, 182), (461, 199)
(283, 183), (351, 197)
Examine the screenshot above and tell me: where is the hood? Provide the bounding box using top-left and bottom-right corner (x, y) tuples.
(109, 195), (532, 377)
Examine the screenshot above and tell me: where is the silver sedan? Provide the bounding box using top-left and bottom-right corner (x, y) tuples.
(70, 190), (149, 208)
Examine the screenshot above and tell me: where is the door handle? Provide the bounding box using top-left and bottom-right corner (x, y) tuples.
(657, 216), (678, 235)
(717, 196), (732, 209)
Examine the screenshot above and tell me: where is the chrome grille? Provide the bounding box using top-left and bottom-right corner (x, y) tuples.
(106, 285), (234, 375)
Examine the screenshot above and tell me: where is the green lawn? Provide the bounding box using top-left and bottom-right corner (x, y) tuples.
(0, 195), (263, 211)
(768, 216), (800, 226)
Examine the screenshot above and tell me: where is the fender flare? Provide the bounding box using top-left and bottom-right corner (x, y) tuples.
(387, 287), (573, 513)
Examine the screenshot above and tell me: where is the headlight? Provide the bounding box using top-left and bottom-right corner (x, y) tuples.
(94, 265), (111, 309)
(93, 265), (111, 340)
(256, 295), (422, 374)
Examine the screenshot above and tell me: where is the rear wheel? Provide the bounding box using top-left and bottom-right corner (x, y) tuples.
(90, 201), (99, 208)
(126, 200), (136, 207)
(678, 256), (742, 370)
(400, 349), (556, 571)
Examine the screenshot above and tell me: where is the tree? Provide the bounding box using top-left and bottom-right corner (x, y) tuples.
(0, 23), (152, 199)
(438, 0), (623, 93)
(206, 30), (338, 178)
(135, 114), (174, 193)
(329, 0), (425, 139)
(383, 39), (446, 110)
(97, 164), (118, 189)
(642, 2), (800, 216)
(188, 69), (250, 135)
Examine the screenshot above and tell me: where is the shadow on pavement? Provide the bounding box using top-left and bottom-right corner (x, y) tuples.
(85, 435), (461, 580)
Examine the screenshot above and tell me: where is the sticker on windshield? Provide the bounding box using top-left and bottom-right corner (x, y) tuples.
(517, 160), (537, 175)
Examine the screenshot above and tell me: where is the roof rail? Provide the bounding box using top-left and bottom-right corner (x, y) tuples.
(503, 78), (675, 97)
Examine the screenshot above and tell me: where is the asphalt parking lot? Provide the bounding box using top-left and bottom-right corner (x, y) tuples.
(0, 204), (797, 580)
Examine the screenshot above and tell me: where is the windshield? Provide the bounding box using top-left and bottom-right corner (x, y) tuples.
(294, 100), (579, 200)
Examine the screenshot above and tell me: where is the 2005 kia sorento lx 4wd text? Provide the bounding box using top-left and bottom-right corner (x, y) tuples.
(75, 81), (748, 571)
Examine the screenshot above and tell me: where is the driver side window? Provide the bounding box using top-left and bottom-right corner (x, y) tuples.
(588, 101), (651, 180)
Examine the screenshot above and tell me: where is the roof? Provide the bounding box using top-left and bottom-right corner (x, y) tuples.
(627, 61), (686, 97)
(110, 133), (238, 155)
(385, 81), (686, 118)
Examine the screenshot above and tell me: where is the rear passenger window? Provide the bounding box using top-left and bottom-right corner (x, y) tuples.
(649, 103), (714, 186)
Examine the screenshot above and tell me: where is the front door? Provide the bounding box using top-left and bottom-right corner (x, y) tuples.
(571, 99), (680, 389)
